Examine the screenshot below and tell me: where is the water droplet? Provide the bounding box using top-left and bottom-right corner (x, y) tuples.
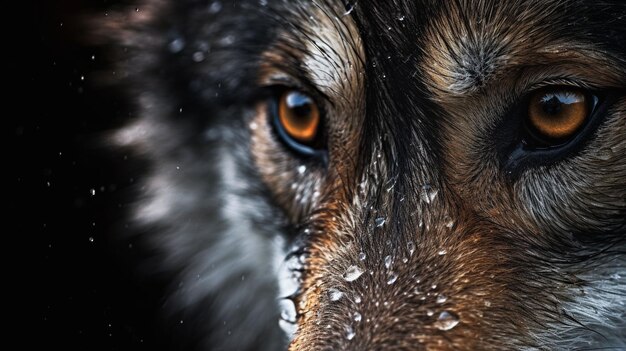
(358, 252), (366, 261)
(402, 257), (408, 263)
(438, 249), (447, 256)
(375, 217), (386, 227)
(345, 326), (355, 340)
(444, 217), (455, 229)
(88, 236), (94, 242)
(353, 312), (362, 322)
(436, 294), (448, 304)
(426, 309), (434, 317)
(384, 255), (392, 269)
(344, 265), (364, 282)
(328, 288), (344, 301)
(343, 3), (355, 16)
(434, 311), (460, 331)
(168, 38), (185, 53)
(484, 300), (492, 307)
(420, 184), (439, 204)
(397, 15), (405, 21)
(354, 295), (362, 304)
(407, 242), (415, 256)
(192, 51), (205, 62)
(208, 1), (222, 14)
(298, 165), (306, 174)
(387, 272), (398, 285)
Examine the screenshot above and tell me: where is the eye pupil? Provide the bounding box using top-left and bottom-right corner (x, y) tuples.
(540, 95), (563, 115)
(287, 93), (312, 113)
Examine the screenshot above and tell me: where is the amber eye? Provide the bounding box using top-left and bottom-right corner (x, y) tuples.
(278, 90), (320, 143)
(527, 87), (589, 142)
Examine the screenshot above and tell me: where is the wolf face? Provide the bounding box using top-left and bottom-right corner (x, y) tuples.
(96, 0), (625, 350)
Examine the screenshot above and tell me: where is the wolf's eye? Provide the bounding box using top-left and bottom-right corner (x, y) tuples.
(271, 90), (324, 156)
(525, 87), (590, 144)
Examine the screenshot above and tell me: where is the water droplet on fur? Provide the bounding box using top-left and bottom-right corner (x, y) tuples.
(444, 216), (455, 229)
(420, 184), (439, 204)
(353, 312), (362, 322)
(397, 15), (405, 21)
(219, 35), (235, 46)
(208, 1), (222, 14)
(438, 249), (447, 256)
(434, 311), (459, 331)
(192, 51), (205, 62)
(407, 242), (415, 256)
(88, 236), (94, 242)
(345, 326), (355, 340)
(168, 38), (185, 53)
(298, 165), (306, 174)
(344, 265), (364, 282)
(426, 309), (434, 317)
(328, 288), (344, 301)
(343, 3), (355, 16)
(375, 217), (386, 227)
(384, 255), (392, 269)
(90, 188), (96, 196)
(436, 294), (448, 304)
(358, 252), (366, 261)
(387, 272), (398, 285)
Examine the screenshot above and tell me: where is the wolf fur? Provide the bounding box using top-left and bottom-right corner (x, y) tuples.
(94, 0), (625, 350)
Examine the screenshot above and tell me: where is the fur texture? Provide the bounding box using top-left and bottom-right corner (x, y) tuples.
(94, 0), (625, 350)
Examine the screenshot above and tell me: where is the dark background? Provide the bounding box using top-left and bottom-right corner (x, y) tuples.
(18, 1), (168, 349)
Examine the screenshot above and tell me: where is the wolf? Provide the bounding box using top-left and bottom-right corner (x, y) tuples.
(93, 0), (626, 350)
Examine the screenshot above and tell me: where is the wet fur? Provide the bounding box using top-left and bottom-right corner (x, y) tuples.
(94, 0), (625, 350)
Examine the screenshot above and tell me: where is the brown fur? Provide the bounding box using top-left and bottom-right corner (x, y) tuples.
(95, 0), (625, 349)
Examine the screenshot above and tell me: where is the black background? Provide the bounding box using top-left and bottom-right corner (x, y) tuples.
(19, 1), (167, 349)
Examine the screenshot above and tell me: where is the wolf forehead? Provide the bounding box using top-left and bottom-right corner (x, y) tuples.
(253, 1), (625, 99)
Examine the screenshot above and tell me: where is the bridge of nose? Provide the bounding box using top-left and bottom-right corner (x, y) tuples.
(288, 192), (510, 350)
